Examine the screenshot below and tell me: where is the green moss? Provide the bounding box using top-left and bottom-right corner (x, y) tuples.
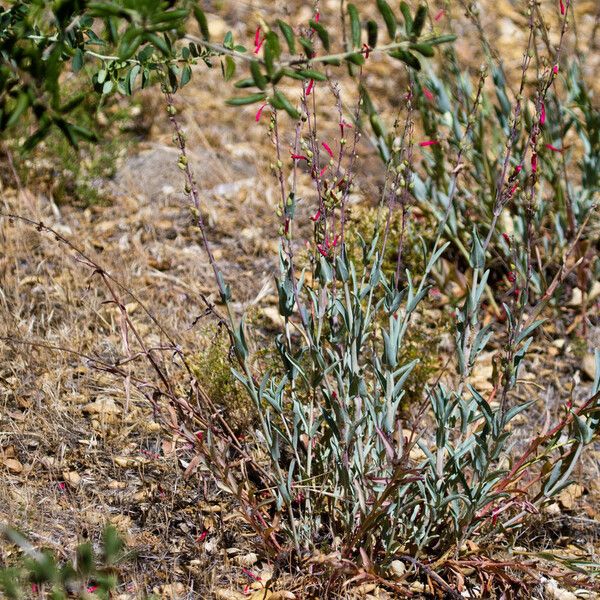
(189, 327), (256, 431)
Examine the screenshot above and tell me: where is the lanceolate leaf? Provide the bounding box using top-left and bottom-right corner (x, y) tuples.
(225, 92), (267, 106)
(376, 0), (397, 39)
(348, 4), (362, 48)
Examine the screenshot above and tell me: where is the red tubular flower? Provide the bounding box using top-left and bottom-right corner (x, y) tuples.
(306, 79), (314, 95)
(509, 183), (518, 196)
(545, 143), (564, 153)
(434, 9), (445, 21)
(419, 140), (439, 147)
(339, 120), (353, 136)
(507, 271), (517, 283)
(291, 153), (308, 161)
(363, 44), (371, 59)
(319, 165), (328, 178)
(514, 165), (522, 175)
(242, 568), (261, 582)
(196, 531), (207, 542)
(314, 11), (320, 23)
(317, 244), (328, 257)
(310, 209), (322, 222)
(255, 103), (267, 122)
(322, 141), (334, 158)
(254, 27), (265, 54)
(502, 233), (511, 245)
(559, 0), (565, 15)
(540, 102), (546, 125)
(553, 64), (559, 75)
(531, 153), (537, 173)
(423, 87), (435, 102)
(332, 234), (341, 247)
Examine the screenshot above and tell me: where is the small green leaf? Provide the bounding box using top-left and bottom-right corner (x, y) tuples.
(273, 91), (300, 119)
(223, 55), (236, 81)
(367, 20), (378, 48)
(427, 34), (457, 46)
(412, 4), (428, 38)
(145, 32), (170, 56)
(376, 0), (397, 39)
(348, 4), (361, 48)
(193, 6), (210, 40)
(410, 42), (434, 57)
(388, 49), (421, 70)
(309, 20), (330, 51)
(346, 52), (365, 66)
(277, 19), (296, 53)
(234, 77), (255, 88)
(296, 68), (327, 81)
(299, 37), (314, 57)
(400, 2), (413, 34)
(225, 92), (267, 106)
(250, 60), (267, 89)
(72, 48), (84, 72)
(180, 64), (192, 87)
(6, 92), (30, 128)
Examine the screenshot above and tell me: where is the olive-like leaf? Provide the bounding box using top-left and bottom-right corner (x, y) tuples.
(348, 4), (361, 48)
(389, 49), (421, 70)
(376, 0), (397, 39)
(250, 60), (267, 89)
(225, 92), (267, 106)
(400, 2), (413, 34)
(309, 20), (330, 51)
(412, 4), (428, 38)
(367, 20), (378, 48)
(410, 42), (434, 57)
(277, 19), (296, 53)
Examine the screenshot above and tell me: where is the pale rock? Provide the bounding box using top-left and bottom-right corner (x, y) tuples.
(84, 396), (122, 416)
(582, 354), (597, 381)
(4, 458), (23, 473)
(544, 578), (578, 600)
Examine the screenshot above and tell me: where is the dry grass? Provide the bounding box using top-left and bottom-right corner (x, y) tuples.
(1, 0), (600, 598)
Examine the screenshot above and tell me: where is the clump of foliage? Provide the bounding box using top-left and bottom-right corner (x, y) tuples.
(2, 0), (600, 596)
(0, 525), (125, 599)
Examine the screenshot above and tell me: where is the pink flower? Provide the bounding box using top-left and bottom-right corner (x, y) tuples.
(58, 482), (66, 491)
(363, 44), (371, 59)
(196, 531), (207, 542)
(318, 165), (328, 178)
(322, 141), (334, 158)
(553, 64), (559, 75)
(514, 165), (522, 175)
(545, 143), (563, 153)
(559, 0), (565, 15)
(291, 153), (308, 161)
(310, 209), (322, 222)
(423, 87), (435, 102)
(419, 140), (439, 147)
(502, 233), (511, 245)
(531, 153), (537, 173)
(507, 271), (517, 283)
(255, 103), (267, 122)
(254, 27), (265, 54)
(306, 79), (314, 95)
(509, 183), (518, 196)
(242, 568), (261, 581)
(317, 244), (329, 257)
(314, 11), (320, 23)
(87, 585), (99, 593)
(339, 120), (352, 136)
(540, 102), (546, 125)
(434, 9), (445, 21)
